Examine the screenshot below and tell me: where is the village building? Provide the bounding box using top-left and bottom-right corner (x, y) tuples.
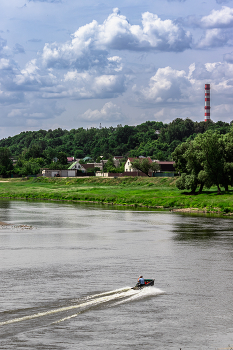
(124, 157), (153, 172)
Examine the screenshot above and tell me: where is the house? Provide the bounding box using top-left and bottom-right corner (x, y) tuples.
(82, 163), (103, 171)
(113, 156), (124, 168)
(68, 161), (103, 172)
(67, 157), (75, 163)
(156, 161), (175, 172)
(124, 158), (135, 172)
(124, 157), (152, 172)
(41, 169), (76, 177)
(68, 161), (86, 172)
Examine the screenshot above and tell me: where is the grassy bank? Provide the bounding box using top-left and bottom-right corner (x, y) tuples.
(0, 177), (233, 214)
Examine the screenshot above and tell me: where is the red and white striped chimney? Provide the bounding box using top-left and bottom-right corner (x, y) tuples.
(204, 84), (210, 122)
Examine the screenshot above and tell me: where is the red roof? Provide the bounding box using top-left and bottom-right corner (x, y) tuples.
(155, 161), (175, 164)
(82, 163), (95, 169)
(127, 157), (152, 163)
(127, 157), (137, 162)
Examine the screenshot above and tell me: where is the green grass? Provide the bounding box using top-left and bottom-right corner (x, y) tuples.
(0, 177), (233, 214)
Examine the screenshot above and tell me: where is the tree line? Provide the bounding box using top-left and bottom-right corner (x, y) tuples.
(0, 119), (231, 160)
(0, 118), (232, 177)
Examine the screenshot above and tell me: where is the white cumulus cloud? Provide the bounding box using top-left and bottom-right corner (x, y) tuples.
(42, 8), (192, 70)
(200, 6), (233, 28)
(80, 102), (124, 122)
(137, 61), (233, 107)
(197, 28), (233, 48)
(139, 66), (191, 102)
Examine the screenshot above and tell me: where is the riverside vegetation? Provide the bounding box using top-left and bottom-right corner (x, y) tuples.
(0, 118), (231, 177)
(1, 177), (233, 215)
(0, 118), (233, 214)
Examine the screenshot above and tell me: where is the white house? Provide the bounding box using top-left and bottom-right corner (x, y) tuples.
(68, 161), (87, 172)
(124, 158), (137, 172)
(124, 157), (153, 172)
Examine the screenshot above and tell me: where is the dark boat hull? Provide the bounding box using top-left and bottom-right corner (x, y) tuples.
(132, 279), (154, 290)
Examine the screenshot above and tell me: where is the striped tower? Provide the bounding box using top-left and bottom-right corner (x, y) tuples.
(204, 84), (210, 122)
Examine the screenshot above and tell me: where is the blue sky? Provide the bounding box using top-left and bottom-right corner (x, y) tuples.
(0, 0), (233, 138)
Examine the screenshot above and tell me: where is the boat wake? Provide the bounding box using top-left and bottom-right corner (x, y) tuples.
(0, 286), (165, 328)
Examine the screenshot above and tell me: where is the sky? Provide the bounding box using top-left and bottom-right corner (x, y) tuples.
(0, 0), (233, 138)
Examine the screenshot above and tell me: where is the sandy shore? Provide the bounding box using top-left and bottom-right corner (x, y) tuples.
(171, 208), (200, 213)
(0, 221), (33, 229)
(0, 221), (10, 225)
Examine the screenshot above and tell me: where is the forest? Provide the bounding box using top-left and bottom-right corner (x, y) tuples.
(0, 118), (232, 176)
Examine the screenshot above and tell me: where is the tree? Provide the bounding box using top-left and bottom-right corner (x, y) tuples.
(0, 147), (13, 176)
(193, 131), (225, 194)
(173, 129), (233, 194)
(104, 156), (116, 173)
(131, 158), (160, 177)
(58, 152), (67, 165)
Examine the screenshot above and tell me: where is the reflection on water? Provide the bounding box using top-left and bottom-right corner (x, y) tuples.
(0, 200), (233, 350)
(172, 214), (233, 242)
(0, 199), (11, 223)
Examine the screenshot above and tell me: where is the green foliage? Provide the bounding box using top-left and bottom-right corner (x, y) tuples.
(1, 177), (233, 214)
(131, 158), (160, 176)
(0, 147), (13, 176)
(173, 127), (233, 194)
(104, 156), (116, 173)
(58, 152), (67, 165)
(1, 120), (231, 164)
(0, 119), (232, 178)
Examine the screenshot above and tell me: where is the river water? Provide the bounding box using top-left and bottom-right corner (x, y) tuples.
(0, 200), (233, 350)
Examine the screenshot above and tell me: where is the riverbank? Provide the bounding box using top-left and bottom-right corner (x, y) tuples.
(0, 177), (233, 214)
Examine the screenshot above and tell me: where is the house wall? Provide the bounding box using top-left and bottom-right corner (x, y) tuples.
(124, 160), (135, 172)
(42, 169), (77, 177)
(96, 171), (174, 178)
(67, 170), (76, 177)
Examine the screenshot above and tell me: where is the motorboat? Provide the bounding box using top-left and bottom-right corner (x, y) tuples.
(132, 279), (154, 290)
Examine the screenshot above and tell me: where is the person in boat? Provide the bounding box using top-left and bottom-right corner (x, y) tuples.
(137, 275), (145, 286)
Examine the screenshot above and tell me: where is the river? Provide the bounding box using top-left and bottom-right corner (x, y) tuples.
(0, 200), (233, 349)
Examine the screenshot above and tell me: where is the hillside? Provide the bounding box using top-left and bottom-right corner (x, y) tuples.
(0, 119), (231, 161)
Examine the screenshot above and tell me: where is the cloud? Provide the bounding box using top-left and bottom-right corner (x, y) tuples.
(97, 9), (192, 52)
(11, 59), (58, 92)
(13, 43), (25, 54)
(216, 0), (233, 4)
(137, 61), (233, 106)
(80, 102), (124, 122)
(181, 6), (233, 29)
(42, 8), (192, 70)
(200, 6), (233, 28)
(0, 37), (7, 53)
(0, 58), (11, 70)
(0, 90), (24, 105)
(138, 66), (191, 103)
(197, 28), (232, 48)
(224, 51), (233, 62)
(2, 100), (65, 128)
(191, 7), (233, 49)
(178, 7), (233, 49)
(43, 70), (127, 99)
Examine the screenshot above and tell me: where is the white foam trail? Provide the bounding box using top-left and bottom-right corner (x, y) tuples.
(112, 287), (165, 305)
(0, 286), (164, 326)
(0, 287), (134, 326)
(85, 287), (132, 300)
(52, 311), (82, 324)
(54, 287), (165, 324)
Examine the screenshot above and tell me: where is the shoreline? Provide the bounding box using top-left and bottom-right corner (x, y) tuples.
(0, 195), (232, 217)
(0, 177), (232, 217)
